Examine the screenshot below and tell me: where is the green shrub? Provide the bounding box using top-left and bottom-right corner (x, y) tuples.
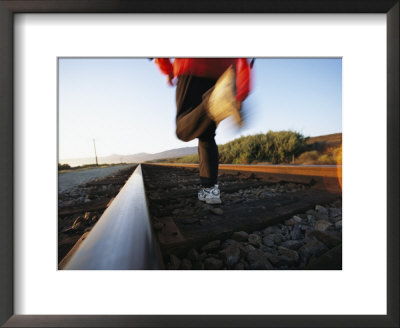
(332, 146), (342, 164)
(295, 150), (319, 164)
(219, 130), (307, 164)
(169, 131), (341, 166)
(317, 154), (333, 164)
(58, 163), (71, 170)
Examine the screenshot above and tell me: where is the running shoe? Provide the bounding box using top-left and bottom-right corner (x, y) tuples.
(207, 66), (243, 127)
(198, 187), (207, 202)
(198, 185), (222, 204)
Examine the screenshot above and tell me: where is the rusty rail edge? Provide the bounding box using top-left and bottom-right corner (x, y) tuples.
(154, 163), (342, 178)
(64, 164), (160, 270)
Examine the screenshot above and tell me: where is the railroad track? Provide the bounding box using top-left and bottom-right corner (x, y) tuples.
(157, 163), (342, 178)
(61, 163), (342, 270)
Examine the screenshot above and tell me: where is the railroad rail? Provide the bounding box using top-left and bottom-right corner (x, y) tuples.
(60, 163), (342, 270)
(156, 163), (342, 178)
(63, 165), (160, 270)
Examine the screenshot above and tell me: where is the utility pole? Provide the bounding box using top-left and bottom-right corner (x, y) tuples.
(93, 139), (98, 166)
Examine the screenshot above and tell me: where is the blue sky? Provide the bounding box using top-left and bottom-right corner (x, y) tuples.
(58, 58), (341, 160)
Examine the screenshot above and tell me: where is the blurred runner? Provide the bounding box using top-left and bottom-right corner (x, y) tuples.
(155, 58), (251, 204)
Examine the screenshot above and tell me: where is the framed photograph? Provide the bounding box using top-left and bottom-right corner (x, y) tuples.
(1, 0), (398, 327)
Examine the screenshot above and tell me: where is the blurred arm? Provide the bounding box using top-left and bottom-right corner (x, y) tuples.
(155, 58), (174, 86)
(235, 58), (251, 102)
(155, 58), (173, 76)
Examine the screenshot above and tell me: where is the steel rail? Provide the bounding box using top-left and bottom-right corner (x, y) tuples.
(64, 164), (160, 270)
(154, 163), (342, 178)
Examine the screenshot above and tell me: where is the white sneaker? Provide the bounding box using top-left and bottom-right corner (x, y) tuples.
(207, 66), (243, 127)
(198, 187), (207, 202)
(198, 185), (222, 204)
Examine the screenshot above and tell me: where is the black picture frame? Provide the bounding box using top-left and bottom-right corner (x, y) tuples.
(0, 1), (398, 327)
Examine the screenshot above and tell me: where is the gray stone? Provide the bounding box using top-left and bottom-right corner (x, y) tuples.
(180, 258), (192, 270)
(293, 215), (303, 223)
(315, 220), (332, 232)
(221, 239), (241, 249)
(204, 257), (223, 270)
(187, 248), (200, 262)
(299, 240), (329, 263)
(263, 252), (298, 267)
(300, 224), (311, 231)
(332, 215), (342, 223)
(284, 218), (297, 226)
(246, 250), (274, 269)
(260, 245), (274, 253)
(271, 233), (285, 244)
(199, 252), (208, 261)
(262, 236), (275, 247)
(315, 205), (328, 215)
(262, 226), (281, 235)
(306, 209), (317, 216)
(316, 213), (330, 221)
(307, 230), (342, 248)
(201, 240), (221, 253)
(264, 252), (281, 266)
(248, 234), (262, 247)
(278, 246), (300, 263)
(291, 225), (302, 240)
(234, 262), (245, 270)
(329, 207), (342, 218)
(281, 240), (304, 250)
(306, 244), (342, 270)
(242, 260), (250, 269)
(281, 231), (291, 242)
(219, 244), (241, 267)
(232, 231), (249, 242)
(169, 254), (181, 270)
(335, 221), (342, 229)
(240, 244), (256, 257)
(246, 249), (264, 264)
(210, 208), (223, 215)
(270, 254), (298, 267)
(192, 261), (204, 270)
(307, 215), (316, 225)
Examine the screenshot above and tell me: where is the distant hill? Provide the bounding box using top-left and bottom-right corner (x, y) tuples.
(306, 133), (342, 152)
(61, 146), (198, 167)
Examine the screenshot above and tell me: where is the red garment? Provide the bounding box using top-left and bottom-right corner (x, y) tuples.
(155, 58), (251, 102)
